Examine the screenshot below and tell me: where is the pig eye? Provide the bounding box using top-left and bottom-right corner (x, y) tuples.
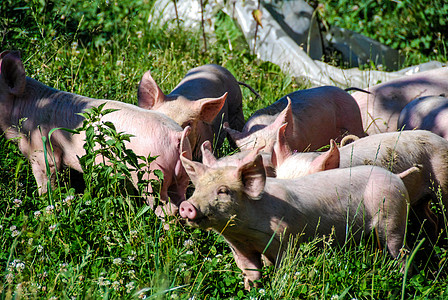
(217, 186), (229, 195)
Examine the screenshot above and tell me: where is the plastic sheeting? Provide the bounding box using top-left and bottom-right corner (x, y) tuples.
(150, 0), (446, 88)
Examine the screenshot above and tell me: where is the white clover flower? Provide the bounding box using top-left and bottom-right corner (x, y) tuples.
(204, 257), (212, 263)
(59, 263), (68, 272)
(46, 205), (55, 214)
(10, 225), (17, 231)
(37, 245), (44, 253)
(126, 281), (135, 293)
(104, 236), (110, 241)
(49, 224), (57, 231)
(112, 280), (120, 291)
(98, 277), (111, 286)
(34, 211), (41, 218)
(183, 239), (194, 248)
(28, 238), (33, 245)
(113, 258), (122, 265)
(63, 195), (74, 206)
(186, 250), (194, 255)
(13, 199), (22, 207)
(5, 273), (14, 283)
(331, 295), (339, 300)
(11, 230), (20, 237)
(128, 269), (136, 277)
(85, 200), (91, 206)
(258, 288), (266, 295)
(16, 262), (25, 272)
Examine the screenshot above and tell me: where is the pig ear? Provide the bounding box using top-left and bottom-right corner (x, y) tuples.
(197, 92), (227, 124)
(237, 154), (266, 200)
(180, 151), (206, 185)
(175, 126), (192, 177)
(179, 126), (192, 158)
(271, 123), (292, 168)
(201, 140), (217, 167)
(138, 70), (167, 109)
(308, 140), (340, 174)
(0, 51), (26, 97)
(223, 122), (249, 148)
(270, 97), (293, 132)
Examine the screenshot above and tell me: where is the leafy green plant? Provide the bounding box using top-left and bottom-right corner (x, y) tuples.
(316, 0), (448, 66)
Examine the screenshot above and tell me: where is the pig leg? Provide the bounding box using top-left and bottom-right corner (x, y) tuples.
(29, 149), (61, 194)
(229, 242), (263, 290)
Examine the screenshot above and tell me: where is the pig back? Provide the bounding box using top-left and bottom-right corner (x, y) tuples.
(171, 64), (245, 144)
(352, 67), (448, 135)
(265, 165), (408, 246)
(338, 130), (448, 203)
(398, 96), (448, 140)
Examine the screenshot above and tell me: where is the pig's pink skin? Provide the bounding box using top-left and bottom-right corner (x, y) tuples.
(274, 129), (448, 240)
(138, 64), (244, 159)
(200, 140), (276, 177)
(225, 86), (365, 153)
(0, 51), (191, 211)
(179, 153), (408, 289)
(398, 96), (448, 140)
(352, 67), (448, 135)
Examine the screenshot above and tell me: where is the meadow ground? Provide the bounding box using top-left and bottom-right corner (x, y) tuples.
(1, 1), (448, 298)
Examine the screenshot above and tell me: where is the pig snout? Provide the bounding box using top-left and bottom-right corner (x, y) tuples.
(179, 201), (197, 220)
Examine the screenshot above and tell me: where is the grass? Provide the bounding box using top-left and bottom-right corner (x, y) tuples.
(1, 0), (448, 299)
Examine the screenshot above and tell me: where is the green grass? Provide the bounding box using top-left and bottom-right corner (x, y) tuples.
(1, 0), (448, 299)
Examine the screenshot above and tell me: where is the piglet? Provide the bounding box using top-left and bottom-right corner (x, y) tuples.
(179, 149), (409, 289)
(138, 64), (245, 159)
(351, 67), (448, 134)
(273, 127), (447, 240)
(0, 50), (191, 215)
(398, 95), (448, 140)
(225, 86), (365, 152)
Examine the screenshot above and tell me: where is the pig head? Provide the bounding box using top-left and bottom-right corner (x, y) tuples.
(351, 67), (448, 135)
(225, 86), (365, 153)
(138, 64), (245, 159)
(0, 50), (191, 214)
(179, 149), (408, 289)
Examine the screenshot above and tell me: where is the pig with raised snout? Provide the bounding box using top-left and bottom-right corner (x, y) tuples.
(0, 51), (191, 215)
(137, 64), (245, 159)
(273, 127), (447, 240)
(351, 67), (448, 135)
(398, 95), (448, 140)
(179, 150), (409, 289)
(224, 86), (366, 153)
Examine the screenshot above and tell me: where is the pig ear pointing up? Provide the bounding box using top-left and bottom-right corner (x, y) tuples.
(237, 154), (266, 200)
(137, 70), (167, 109)
(180, 151), (206, 185)
(201, 140), (217, 167)
(0, 51), (26, 97)
(197, 92), (227, 124)
(271, 123), (292, 168)
(308, 139), (340, 174)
